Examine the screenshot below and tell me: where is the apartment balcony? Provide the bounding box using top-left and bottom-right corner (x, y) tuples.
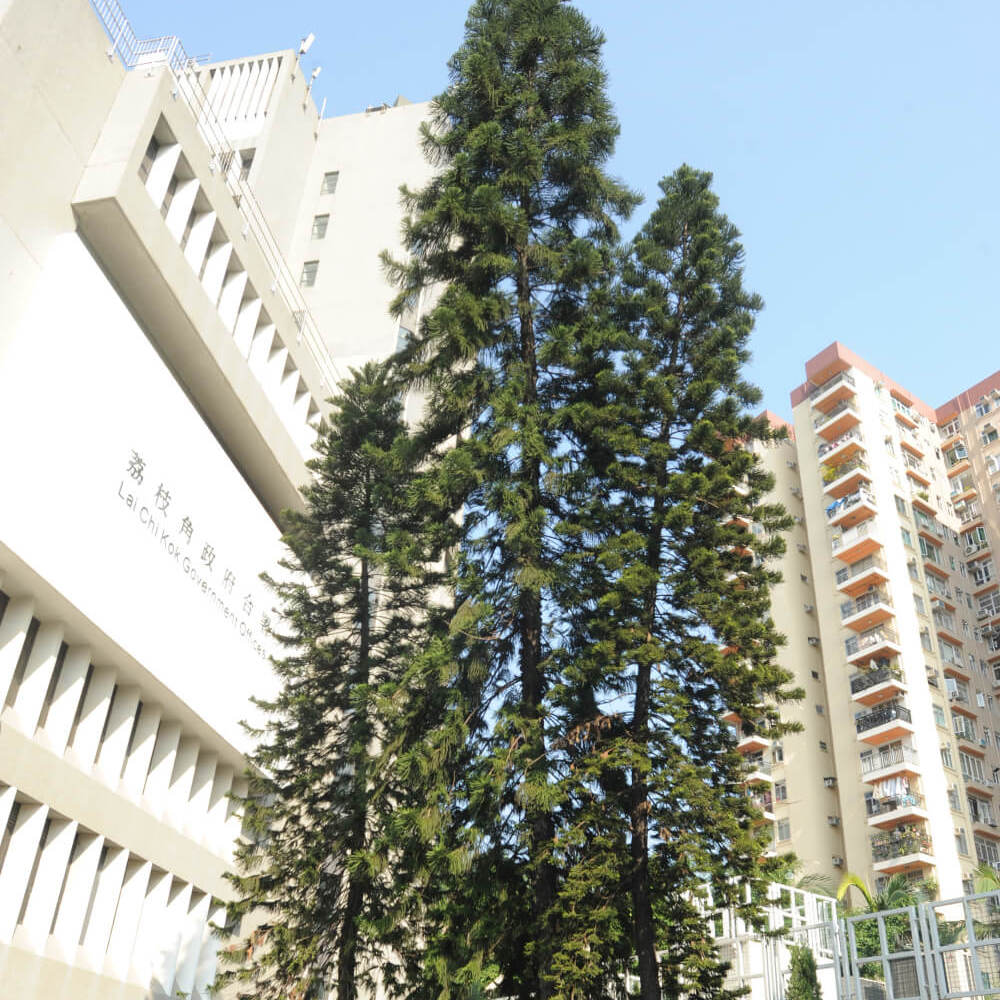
(952, 483), (978, 506)
(837, 554), (891, 596)
(814, 399), (862, 441)
(860, 745), (921, 784)
(911, 489), (937, 517)
(740, 755), (774, 785)
(823, 457), (873, 499)
(915, 516), (945, 545)
(959, 502), (984, 528)
(965, 773), (998, 797)
(866, 793), (929, 830)
(954, 727), (986, 756)
(900, 436), (925, 459)
(935, 620), (964, 648)
(850, 662), (906, 707)
(832, 520), (882, 563)
(841, 589), (895, 632)
(855, 702), (914, 745)
(818, 428), (864, 466)
(947, 456), (972, 479)
(903, 455), (932, 488)
(891, 397), (919, 429)
(846, 626), (902, 666)
(871, 830), (934, 873)
(749, 791), (776, 823)
(810, 370), (857, 412)
(972, 818), (1000, 840)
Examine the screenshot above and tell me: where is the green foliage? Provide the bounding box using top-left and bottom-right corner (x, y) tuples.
(785, 945), (822, 1000)
(218, 363), (455, 1000)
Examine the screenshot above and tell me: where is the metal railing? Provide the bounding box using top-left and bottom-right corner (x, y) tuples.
(867, 793), (925, 818)
(828, 488), (877, 522)
(850, 662), (903, 695)
(809, 369), (856, 400)
(818, 427), (864, 458)
(824, 456), (870, 485)
(856, 702), (911, 734)
(836, 554), (887, 586)
(860, 745), (919, 774)
(870, 831), (932, 861)
(815, 398), (861, 429)
(741, 755), (772, 775)
(846, 626), (900, 657)
(88, 0), (342, 397)
(842, 589), (892, 620)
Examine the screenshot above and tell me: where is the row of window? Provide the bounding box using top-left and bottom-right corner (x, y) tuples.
(300, 172), (340, 287)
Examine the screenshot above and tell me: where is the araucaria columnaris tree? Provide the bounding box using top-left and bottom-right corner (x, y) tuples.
(383, 0), (638, 995)
(562, 165), (799, 1000)
(220, 362), (452, 1000)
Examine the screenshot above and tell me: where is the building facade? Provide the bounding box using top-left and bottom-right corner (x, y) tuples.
(0, 0), (430, 997)
(737, 343), (1000, 902)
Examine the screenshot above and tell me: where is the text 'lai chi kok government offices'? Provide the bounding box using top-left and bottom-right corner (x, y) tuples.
(0, 0), (434, 995)
(4, 1), (1000, 998)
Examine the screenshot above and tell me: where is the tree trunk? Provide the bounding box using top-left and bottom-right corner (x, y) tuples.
(516, 242), (556, 1000)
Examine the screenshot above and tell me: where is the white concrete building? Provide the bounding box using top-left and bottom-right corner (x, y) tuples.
(0, 0), (432, 996)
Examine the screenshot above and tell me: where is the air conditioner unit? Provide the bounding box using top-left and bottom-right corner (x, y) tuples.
(981, 739), (989, 748)
(808, 637), (820, 647)
(827, 816), (841, 827)
(832, 855), (844, 868)
(824, 776), (837, 788)
(797, 543), (807, 553)
(967, 544), (979, 556)
(948, 690), (958, 700)
(978, 609), (990, 621)
(790, 486), (802, 498)
(787, 460), (798, 470)
(804, 604), (815, 614)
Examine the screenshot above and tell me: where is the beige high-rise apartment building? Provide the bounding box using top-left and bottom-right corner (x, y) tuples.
(0, 0), (432, 996)
(736, 343), (1000, 901)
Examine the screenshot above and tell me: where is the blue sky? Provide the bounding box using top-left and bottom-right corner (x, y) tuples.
(123, 0), (1000, 419)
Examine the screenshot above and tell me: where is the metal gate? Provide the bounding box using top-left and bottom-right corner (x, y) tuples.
(715, 888), (1000, 1000)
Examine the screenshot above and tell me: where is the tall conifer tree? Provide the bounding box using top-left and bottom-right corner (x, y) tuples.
(221, 363), (451, 1000)
(560, 165), (799, 1000)
(384, 1), (637, 995)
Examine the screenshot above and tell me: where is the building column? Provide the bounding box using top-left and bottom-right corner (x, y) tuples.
(0, 784), (16, 835)
(120, 702), (163, 800)
(50, 832), (103, 958)
(247, 322), (276, 382)
(224, 776), (248, 847)
(156, 880), (193, 996)
(9, 620), (64, 734)
(192, 900), (228, 999)
(0, 597), (34, 705)
(217, 268), (249, 332)
(186, 751), (218, 840)
(206, 765), (235, 854)
(38, 645), (90, 755)
(184, 210), (217, 272)
(94, 685), (140, 785)
(80, 844), (129, 965)
(67, 665), (116, 769)
(144, 141), (182, 209)
(232, 296), (262, 357)
(15, 817), (77, 952)
(143, 719), (182, 817)
(130, 867), (173, 985)
(173, 891), (210, 997)
(201, 241), (233, 306)
(166, 737), (200, 830)
(103, 856), (151, 979)
(165, 177), (200, 242)
(0, 801), (48, 942)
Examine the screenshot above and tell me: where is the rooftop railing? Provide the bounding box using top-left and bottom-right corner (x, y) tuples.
(88, 0), (342, 397)
(814, 398), (860, 430)
(809, 370), (856, 400)
(818, 428), (864, 458)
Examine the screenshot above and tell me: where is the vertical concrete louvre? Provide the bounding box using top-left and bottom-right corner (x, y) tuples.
(186, 751), (218, 839)
(94, 684), (140, 782)
(39, 645), (91, 754)
(166, 737), (200, 826)
(218, 267), (249, 331)
(103, 856), (151, 978)
(10, 620), (65, 733)
(120, 702), (163, 797)
(184, 209), (217, 271)
(50, 832), (104, 955)
(81, 845), (129, 962)
(173, 890), (211, 997)
(68, 665), (116, 767)
(156, 880), (194, 995)
(165, 176), (200, 241)
(0, 597), (35, 705)
(144, 142), (182, 209)
(129, 866), (173, 984)
(143, 719), (182, 812)
(0, 801), (49, 941)
(16, 816), (78, 950)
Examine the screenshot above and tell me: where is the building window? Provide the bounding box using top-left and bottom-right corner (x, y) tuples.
(976, 399), (992, 418)
(901, 528), (913, 548)
(772, 743), (784, 763)
(818, 740), (828, 752)
(933, 703), (945, 727)
(777, 818), (791, 841)
(894, 495), (907, 515)
(300, 260), (319, 287)
(811, 670), (820, 680)
(775, 781), (788, 802)
(956, 828), (969, 856)
(914, 594), (926, 615)
(942, 744), (954, 769)
(312, 214), (330, 239)
(815, 704), (824, 715)
(321, 170), (340, 194)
